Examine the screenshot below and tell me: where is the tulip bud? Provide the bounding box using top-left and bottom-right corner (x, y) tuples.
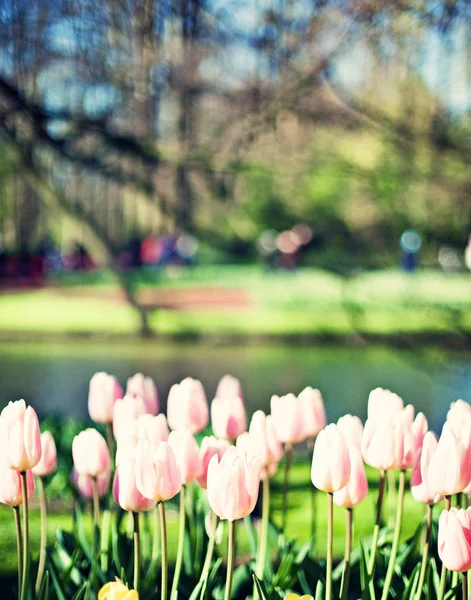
(367, 388), (404, 423)
(0, 467), (34, 507)
(197, 436), (230, 489)
(0, 400), (42, 471)
(333, 447), (368, 508)
(249, 411), (283, 466)
(211, 390), (247, 441)
(311, 424), (351, 493)
(167, 378), (209, 433)
(88, 372), (123, 424)
(298, 387), (327, 439)
(113, 452), (156, 512)
(71, 468), (110, 499)
(270, 394), (305, 445)
(72, 428), (111, 478)
(126, 373), (159, 415)
(168, 429), (201, 485)
(438, 507), (471, 572)
(113, 395), (148, 440)
(428, 423), (471, 497)
(337, 415), (363, 450)
(410, 431), (443, 505)
(207, 446), (261, 521)
(32, 431), (57, 477)
(135, 440), (182, 502)
(215, 375), (243, 401)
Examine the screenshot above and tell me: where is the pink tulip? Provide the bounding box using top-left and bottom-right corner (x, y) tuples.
(113, 395), (148, 440)
(247, 410), (283, 470)
(391, 409), (417, 470)
(167, 378), (209, 433)
(113, 452), (156, 512)
(438, 507), (471, 572)
(197, 436), (230, 489)
(215, 375), (243, 401)
(32, 432), (57, 477)
(367, 388), (404, 423)
(0, 400), (42, 471)
(126, 373), (159, 415)
(168, 430), (201, 485)
(311, 424), (351, 493)
(298, 387), (327, 439)
(410, 432), (443, 505)
(135, 440), (182, 502)
(136, 413), (169, 442)
(337, 415), (363, 450)
(428, 423), (471, 497)
(71, 468), (110, 499)
(412, 412), (428, 453)
(88, 372), (123, 424)
(447, 400), (471, 440)
(333, 447), (368, 508)
(211, 390), (247, 441)
(72, 428), (111, 477)
(270, 394), (305, 445)
(207, 446), (261, 521)
(116, 413), (169, 466)
(0, 467), (34, 507)
(362, 408), (419, 471)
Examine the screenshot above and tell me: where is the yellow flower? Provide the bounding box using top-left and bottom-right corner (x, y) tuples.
(284, 595), (314, 600)
(98, 579), (139, 600)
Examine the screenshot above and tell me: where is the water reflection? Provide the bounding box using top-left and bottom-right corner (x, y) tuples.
(0, 341), (469, 432)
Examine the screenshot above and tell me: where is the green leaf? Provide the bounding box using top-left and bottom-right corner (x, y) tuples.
(402, 562), (421, 600)
(71, 581), (90, 600)
(252, 573), (270, 600)
(37, 570), (50, 600)
(46, 556), (67, 600)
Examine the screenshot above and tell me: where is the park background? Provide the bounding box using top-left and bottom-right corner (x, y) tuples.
(0, 0), (470, 594)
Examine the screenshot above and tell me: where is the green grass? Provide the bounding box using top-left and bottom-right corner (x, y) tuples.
(0, 267), (470, 337)
(0, 459), (426, 576)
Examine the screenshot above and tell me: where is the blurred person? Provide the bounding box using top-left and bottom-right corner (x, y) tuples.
(400, 230), (421, 272)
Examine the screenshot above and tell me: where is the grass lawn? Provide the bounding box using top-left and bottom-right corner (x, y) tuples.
(0, 267), (470, 338)
(0, 459), (427, 578)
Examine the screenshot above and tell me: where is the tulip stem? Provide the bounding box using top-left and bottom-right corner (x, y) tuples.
(20, 472), (29, 600)
(171, 486), (186, 600)
(225, 520), (236, 600)
(308, 437), (317, 553)
(152, 506), (160, 560)
(13, 506), (23, 597)
(92, 476), (100, 559)
(463, 572), (468, 600)
(132, 512), (141, 592)
(340, 508), (353, 600)
(326, 492), (334, 600)
(416, 504), (432, 600)
(282, 443), (293, 533)
(438, 496), (452, 600)
(105, 423), (114, 462)
(381, 469), (406, 600)
(256, 476), (270, 580)
(368, 469), (386, 576)
(200, 511), (218, 584)
(159, 501), (168, 600)
(35, 477), (48, 597)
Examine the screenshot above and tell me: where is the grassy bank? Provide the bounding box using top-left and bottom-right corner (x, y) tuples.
(0, 267), (470, 340)
(0, 459), (425, 577)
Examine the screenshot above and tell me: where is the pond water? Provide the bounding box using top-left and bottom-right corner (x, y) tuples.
(0, 340), (469, 432)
